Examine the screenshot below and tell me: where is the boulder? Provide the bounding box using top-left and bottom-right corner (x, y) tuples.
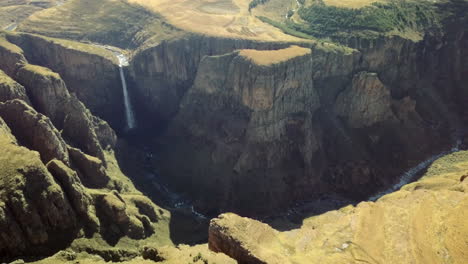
(46, 159), (95, 224)
(334, 71), (396, 128)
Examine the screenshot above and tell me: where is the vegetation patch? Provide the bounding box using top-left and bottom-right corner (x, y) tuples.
(298, 0), (440, 35)
(259, 0), (441, 40)
(249, 0), (271, 11)
(257, 16), (315, 39)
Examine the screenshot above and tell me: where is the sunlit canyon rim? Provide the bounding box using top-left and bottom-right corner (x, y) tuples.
(0, 0), (467, 263)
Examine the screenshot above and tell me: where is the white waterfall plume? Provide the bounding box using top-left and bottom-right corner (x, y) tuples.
(116, 53), (136, 130)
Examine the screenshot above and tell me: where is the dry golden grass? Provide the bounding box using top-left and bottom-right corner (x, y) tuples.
(323, 0), (385, 8)
(239, 45), (311, 65)
(22, 63), (60, 78)
(212, 151), (468, 263)
(0, 5), (41, 28)
(128, 0), (307, 41)
(251, 0), (297, 21)
(0, 34), (24, 54)
(19, 0), (181, 49)
(33, 244), (236, 263)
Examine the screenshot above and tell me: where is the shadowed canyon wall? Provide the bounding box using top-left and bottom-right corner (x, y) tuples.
(127, 8), (467, 216)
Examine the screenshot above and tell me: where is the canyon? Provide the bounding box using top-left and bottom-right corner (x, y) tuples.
(0, 0), (467, 263)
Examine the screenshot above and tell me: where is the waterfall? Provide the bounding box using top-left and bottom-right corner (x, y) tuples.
(116, 53), (136, 130)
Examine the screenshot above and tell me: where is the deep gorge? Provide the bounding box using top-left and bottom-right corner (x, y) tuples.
(0, 0), (467, 262)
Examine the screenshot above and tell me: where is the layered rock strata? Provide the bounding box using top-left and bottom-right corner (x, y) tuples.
(155, 39), (455, 215)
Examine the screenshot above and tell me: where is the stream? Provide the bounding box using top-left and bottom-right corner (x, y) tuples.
(369, 137), (462, 201)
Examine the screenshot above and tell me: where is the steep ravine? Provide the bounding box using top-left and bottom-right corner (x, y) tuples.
(4, 22), (465, 219)
(126, 26), (467, 216)
(0, 3), (466, 263)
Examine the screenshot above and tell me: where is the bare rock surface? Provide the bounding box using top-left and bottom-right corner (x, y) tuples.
(335, 71), (396, 128)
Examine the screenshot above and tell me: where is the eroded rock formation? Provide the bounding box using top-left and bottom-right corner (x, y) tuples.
(7, 33), (125, 128)
(0, 34), (168, 261)
(0, 131), (78, 257)
(0, 69), (30, 103)
(0, 99), (69, 164)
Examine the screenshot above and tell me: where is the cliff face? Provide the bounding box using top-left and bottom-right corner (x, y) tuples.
(6, 33), (126, 129)
(0, 36), (171, 260)
(0, 99), (70, 165)
(208, 150), (468, 264)
(0, 135), (79, 257)
(138, 16), (467, 215)
(128, 35), (291, 124)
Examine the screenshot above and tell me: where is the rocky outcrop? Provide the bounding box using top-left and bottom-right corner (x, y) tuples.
(0, 125), (171, 260)
(46, 159), (95, 223)
(0, 69), (30, 104)
(0, 113), (169, 261)
(0, 99), (69, 164)
(15, 64), (69, 125)
(209, 151), (468, 264)
(62, 95), (107, 163)
(158, 46), (329, 214)
(16, 63), (111, 162)
(68, 146), (109, 189)
(7, 33), (125, 128)
(129, 34), (291, 124)
(0, 35), (114, 163)
(0, 32), (178, 263)
(0, 35), (27, 77)
(209, 213), (285, 264)
(0, 133), (78, 258)
(142, 5), (468, 215)
(95, 192), (162, 241)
